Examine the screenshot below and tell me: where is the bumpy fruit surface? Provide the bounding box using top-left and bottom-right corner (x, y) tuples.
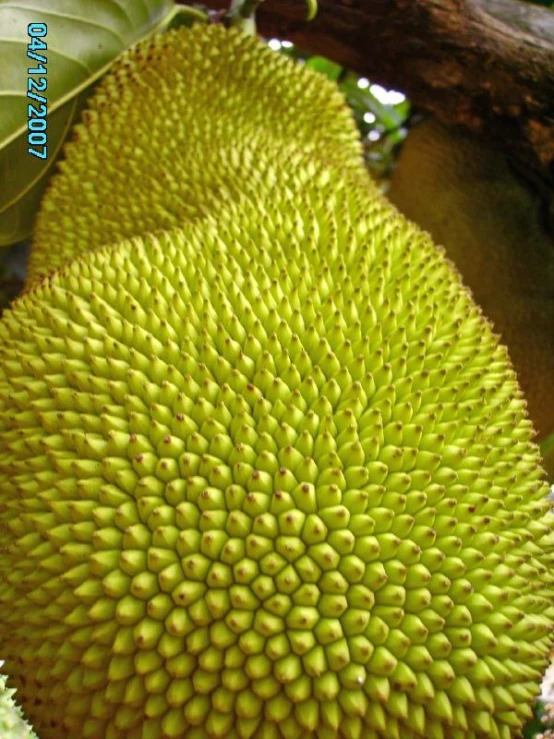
(2, 23), (554, 739)
(29, 25), (366, 283)
(3, 206), (554, 739)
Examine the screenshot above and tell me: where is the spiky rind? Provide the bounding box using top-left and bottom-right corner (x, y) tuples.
(4, 21), (554, 739)
(29, 25), (366, 282)
(2, 205), (554, 737)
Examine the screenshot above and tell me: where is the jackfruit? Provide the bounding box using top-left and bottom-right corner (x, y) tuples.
(28, 25), (366, 283)
(1, 24), (553, 739)
(4, 205), (554, 736)
(389, 118), (554, 454)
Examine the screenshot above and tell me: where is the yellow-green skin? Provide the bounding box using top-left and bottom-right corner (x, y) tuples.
(29, 26), (367, 283)
(1, 24), (553, 739)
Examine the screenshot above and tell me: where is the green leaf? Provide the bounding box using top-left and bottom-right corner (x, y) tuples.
(305, 55), (343, 82)
(0, 0), (176, 247)
(344, 88), (402, 130)
(0, 92), (87, 246)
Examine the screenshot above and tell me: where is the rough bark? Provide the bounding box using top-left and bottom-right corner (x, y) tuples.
(198, 0), (554, 189)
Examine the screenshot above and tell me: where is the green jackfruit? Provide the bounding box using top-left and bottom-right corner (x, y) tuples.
(29, 26), (367, 283)
(1, 24), (553, 739)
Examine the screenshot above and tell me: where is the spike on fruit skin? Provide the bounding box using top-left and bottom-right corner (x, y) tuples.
(0, 23), (554, 739)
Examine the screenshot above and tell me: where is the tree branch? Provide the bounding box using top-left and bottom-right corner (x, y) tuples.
(199, 0), (554, 188)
